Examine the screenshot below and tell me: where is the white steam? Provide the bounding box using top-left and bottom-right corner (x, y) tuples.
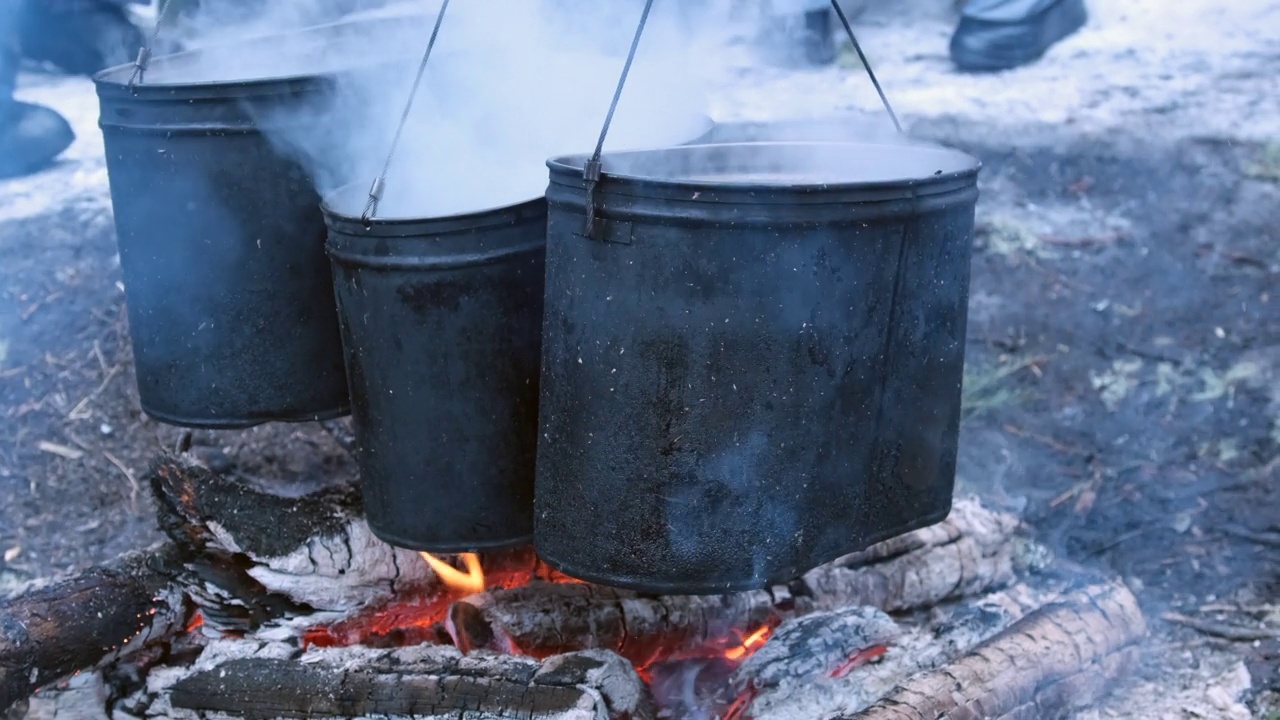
(167, 0), (722, 218)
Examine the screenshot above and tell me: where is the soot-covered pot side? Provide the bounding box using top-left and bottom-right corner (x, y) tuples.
(324, 187), (547, 552)
(92, 33), (391, 428)
(534, 141), (981, 594)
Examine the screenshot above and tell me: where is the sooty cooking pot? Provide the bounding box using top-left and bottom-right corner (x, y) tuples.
(93, 17), (431, 428)
(323, 187), (546, 552)
(535, 140), (981, 594)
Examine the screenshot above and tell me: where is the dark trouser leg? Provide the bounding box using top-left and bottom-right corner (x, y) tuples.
(758, 0), (837, 68)
(17, 0), (144, 76)
(1, 0), (20, 100)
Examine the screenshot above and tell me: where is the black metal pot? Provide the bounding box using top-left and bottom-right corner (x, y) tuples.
(323, 187), (547, 552)
(535, 140), (982, 594)
(92, 18), (426, 428)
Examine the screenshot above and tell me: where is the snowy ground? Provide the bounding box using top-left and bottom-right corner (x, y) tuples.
(1, 0), (1277, 717)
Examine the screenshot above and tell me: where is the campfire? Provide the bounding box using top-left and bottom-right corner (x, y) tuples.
(0, 454), (1146, 720)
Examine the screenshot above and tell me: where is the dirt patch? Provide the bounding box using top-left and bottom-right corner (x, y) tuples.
(1, 0), (1277, 713)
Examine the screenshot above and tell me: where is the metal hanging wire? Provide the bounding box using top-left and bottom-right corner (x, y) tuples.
(128, 0), (181, 87)
(582, 0), (905, 239)
(582, 0), (656, 239)
(829, 0), (902, 133)
(361, 0), (453, 225)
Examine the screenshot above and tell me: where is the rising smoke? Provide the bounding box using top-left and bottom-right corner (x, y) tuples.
(169, 0), (723, 218)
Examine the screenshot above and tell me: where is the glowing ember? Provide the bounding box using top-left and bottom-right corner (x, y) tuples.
(723, 682), (758, 720)
(302, 548), (555, 649)
(828, 644), (888, 679)
(724, 625), (771, 661)
(185, 612), (204, 633)
(420, 551), (485, 595)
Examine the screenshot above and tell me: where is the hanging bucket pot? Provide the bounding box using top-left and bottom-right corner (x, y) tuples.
(535, 140), (981, 593)
(322, 0), (716, 552)
(93, 17), (429, 428)
(533, 0), (982, 593)
(324, 190), (547, 552)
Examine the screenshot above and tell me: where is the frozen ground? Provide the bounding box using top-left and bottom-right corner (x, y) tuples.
(0, 0), (1277, 717)
(712, 0), (1280, 140)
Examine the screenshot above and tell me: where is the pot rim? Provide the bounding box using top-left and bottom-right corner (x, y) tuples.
(92, 14), (430, 98)
(548, 140), (982, 195)
(321, 181), (547, 239)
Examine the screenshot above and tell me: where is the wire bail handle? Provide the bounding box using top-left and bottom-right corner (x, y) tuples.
(362, 0), (453, 226)
(583, 0), (903, 239)
(128, 0), (180, 88)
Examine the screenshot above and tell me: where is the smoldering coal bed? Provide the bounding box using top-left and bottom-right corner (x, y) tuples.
(535, 140), (982, 594)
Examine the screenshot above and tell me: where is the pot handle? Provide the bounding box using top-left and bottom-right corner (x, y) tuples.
(127, 0), (181, 88)
(582, 0), (904, 241)
(361, 0), (454, 225)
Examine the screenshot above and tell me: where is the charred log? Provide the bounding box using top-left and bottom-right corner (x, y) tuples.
(845, 581), (1147, 720)
(131, 640), (653, 720)
(0, 546), (187, 712)
(734, 585), (1057, 720)
(450, 499), (1022, 664)
(147, 455), (437, 634)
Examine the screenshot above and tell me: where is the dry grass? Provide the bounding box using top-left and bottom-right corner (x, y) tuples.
(961, 359), (1035, 421)
(1245, 142), (1280, 182)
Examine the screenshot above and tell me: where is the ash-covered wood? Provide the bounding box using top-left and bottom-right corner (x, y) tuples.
(734, 585), (1056, 720)
(2, 454), (1148, 720)
(147, 455), (435, 634)
(451, 499), (1021, 664)
(0, 546), (187, 712)
(845, 581), (1147, 720)
(126, 639), (653, 720)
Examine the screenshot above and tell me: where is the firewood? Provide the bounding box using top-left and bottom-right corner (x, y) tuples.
(147, 455), (436, 633)
(734, 585), (1058, 720)
(126, 638), (654, 720)
(0, 546), (187, 713)
(844, 581), (1147, 720)
(450, 499), (1021, 664)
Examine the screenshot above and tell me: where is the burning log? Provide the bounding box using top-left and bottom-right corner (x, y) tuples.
(0, 546), (187, 712)
(150, 455), (429, 632)
(122, 639), (654, 720)
(731, 584), (1057, 719)
(845, 581), (1147, 720)
(448, 498), (1023, 665)
(0, 453), (1149, 719)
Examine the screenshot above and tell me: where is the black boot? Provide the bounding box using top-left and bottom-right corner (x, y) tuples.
(0, 101), (76, 178)
(950, 0), (1087, 73)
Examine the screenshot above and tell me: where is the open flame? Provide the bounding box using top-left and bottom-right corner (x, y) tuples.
(420, 551), (485, 595)
(723, 625), (771, 661)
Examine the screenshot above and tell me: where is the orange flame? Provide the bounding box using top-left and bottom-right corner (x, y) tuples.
(420, 552), (485, 595)
(724, 625), (771, 661)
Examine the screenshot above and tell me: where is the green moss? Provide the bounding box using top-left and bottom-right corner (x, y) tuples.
(961, 359), (1033, 421)
(1245, 142), (1280, 182)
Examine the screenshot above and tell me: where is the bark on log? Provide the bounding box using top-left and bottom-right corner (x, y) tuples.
(134, 639), (653, 720)
(0, 546), (187, 713)
(735, 585), (1056, 720)
(450, 499), (1021, 665)
(148, 455), (440, 634)
(844, 581), (1147, 720)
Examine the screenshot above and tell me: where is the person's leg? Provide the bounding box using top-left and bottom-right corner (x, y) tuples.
(759, 0), (837, 68)
(17, 0), (144, 76)
(950, 0), (1087, 72)
(0, 0), (76, 178)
